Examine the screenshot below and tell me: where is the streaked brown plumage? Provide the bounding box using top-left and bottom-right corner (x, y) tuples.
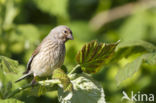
(15, 25), (73, 83)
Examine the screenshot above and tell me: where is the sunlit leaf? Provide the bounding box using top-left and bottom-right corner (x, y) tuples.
(76, 40), (119, 73)
(58, 73), (106, 103)
(52, 68), (73, 92)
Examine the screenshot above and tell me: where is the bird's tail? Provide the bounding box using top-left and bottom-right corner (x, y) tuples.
(15, 72), (32, 83)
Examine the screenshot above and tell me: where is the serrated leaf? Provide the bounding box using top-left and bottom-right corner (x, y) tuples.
(58, 73), (106, 103)
(52, 68), (73, 92)
(0, 98), (24, 103)
(76, 40), (119, 73)
(0, 56), (18, 73)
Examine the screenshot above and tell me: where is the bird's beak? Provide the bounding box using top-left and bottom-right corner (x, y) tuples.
(67, 34), (74, 40)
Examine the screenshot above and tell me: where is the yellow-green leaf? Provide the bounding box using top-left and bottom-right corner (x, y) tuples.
(52, 68), (73, 92)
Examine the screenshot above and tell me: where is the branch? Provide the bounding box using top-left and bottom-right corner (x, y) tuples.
(89, 0), (156, 31)
(7, 65), (81, 98)
(6, 79), (61, 98)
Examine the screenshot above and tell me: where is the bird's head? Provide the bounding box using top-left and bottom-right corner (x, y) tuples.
(50, 25), (74, 43)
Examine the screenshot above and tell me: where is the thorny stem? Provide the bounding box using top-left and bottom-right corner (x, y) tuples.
(6, 79), (61, 98)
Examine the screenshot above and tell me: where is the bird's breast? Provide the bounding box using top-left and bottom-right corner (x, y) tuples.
(31, 41), (65, 77)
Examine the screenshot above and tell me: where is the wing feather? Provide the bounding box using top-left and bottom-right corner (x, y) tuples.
(23, 44), (41, 74)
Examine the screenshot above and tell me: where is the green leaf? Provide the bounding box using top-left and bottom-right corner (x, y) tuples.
(143, 52), (156, 65)
(76, 40), (119, 73)
(112, 40), (156, 62)
(116, 56), (143, 86)
(0, 56), (18, 73)
(52, 68), (73, 92)
(0, 56), (19, 99)
(0, 98), (24, 103)
(33, 0), (69, 19)
(58, 73), (106, 103)
(29, 85), (47, 96)
(116, 52), (156, 85)
(117, 40), (156, 53)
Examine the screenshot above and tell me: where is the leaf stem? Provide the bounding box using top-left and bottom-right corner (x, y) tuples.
(68, 64), (81, 75)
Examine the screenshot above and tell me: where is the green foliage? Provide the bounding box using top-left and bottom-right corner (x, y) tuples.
(119, 10), (156, 42)
(58, 73), (105, 103)
(0, 0), (156, 103)
(0, 0), (19, 31)
(76, 40), (119, 73)
(52, 68), (73, 92)
(68, 21), (94, 41)
(116, 56), (143, 86)
(0, 56), (18, 99)
(33, 0), (69, 21)
(15, 24), (40, 43)
(143, 53), (156, 65)
(116, 40), (156, 85)
(0, 98), (24, 103)
(0, 56), (18, 73)
(116, 40), (156, 53)
(119, 11), (148, 41)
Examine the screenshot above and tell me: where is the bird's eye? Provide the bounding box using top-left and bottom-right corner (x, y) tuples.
(64, 30), (67, 34)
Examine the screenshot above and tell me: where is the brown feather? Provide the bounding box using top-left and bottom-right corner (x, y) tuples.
(23, 44), (41, 74)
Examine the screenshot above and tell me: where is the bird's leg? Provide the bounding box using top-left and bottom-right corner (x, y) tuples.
(31, 76), (38, 86)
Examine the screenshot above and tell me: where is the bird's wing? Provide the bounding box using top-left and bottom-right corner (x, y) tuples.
(23, 44), (41, 74)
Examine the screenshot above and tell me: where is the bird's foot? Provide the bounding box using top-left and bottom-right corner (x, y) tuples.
(31, 77), (38, 87)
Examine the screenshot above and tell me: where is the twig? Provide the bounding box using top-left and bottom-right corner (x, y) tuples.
(6, 79), (61, 98)
(68, 64), (81, 75)
(89, 0), (156, 30)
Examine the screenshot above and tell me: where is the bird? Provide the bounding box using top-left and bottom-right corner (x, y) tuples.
(15, 25), (73, 83)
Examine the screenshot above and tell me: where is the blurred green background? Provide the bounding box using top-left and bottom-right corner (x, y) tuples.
(0, 0), (156, 103)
